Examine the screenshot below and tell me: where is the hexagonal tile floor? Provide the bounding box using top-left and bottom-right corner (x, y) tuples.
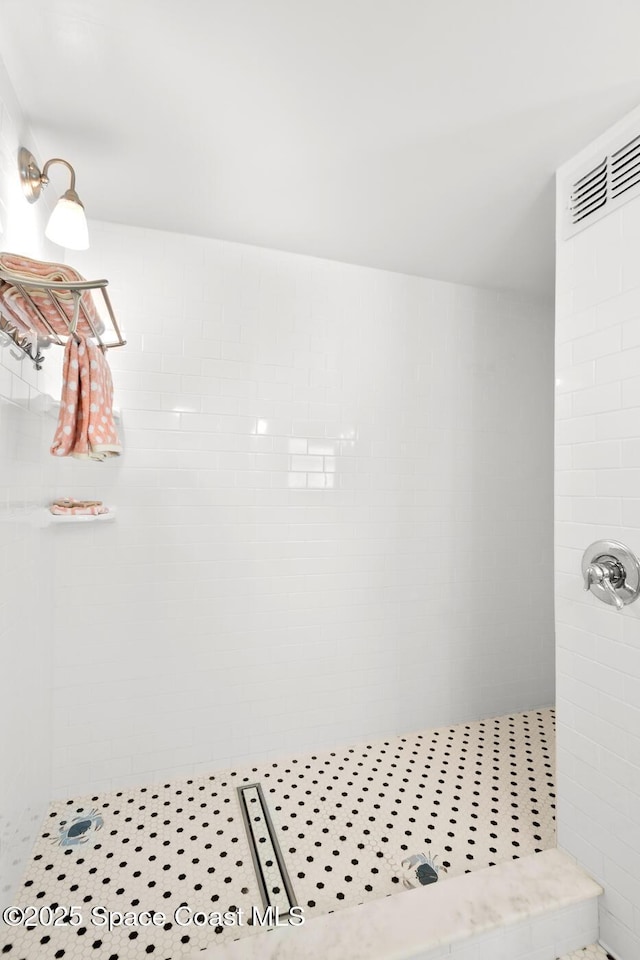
(0, 707), (555, 959)
(558, 946), (613, 960)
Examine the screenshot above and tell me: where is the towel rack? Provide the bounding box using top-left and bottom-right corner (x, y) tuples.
(0, 312), (45, 368)
(0, 268), (126, 371)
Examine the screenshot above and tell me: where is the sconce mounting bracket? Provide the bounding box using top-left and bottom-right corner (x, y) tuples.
(19, 147), (44, 203)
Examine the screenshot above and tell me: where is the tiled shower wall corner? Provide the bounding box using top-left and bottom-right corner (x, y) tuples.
(556, 106), (640, 960)
(47, 221), (555, 799)
(0, 61), (60, 906)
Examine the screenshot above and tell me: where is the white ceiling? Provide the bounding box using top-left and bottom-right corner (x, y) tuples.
(2, 0), (640, 299)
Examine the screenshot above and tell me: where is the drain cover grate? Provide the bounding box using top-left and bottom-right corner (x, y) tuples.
(237, 782), (297, 915)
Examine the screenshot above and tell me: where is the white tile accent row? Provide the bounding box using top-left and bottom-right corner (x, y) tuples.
(556, 104), (640, 960)
(46, 220), (555, 796)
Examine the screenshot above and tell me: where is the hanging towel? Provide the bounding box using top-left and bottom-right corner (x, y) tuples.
(51, 338), (121, 460)
(0, 252), (104, 340)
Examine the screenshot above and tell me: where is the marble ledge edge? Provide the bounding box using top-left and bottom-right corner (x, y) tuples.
(202, 848), (602, 960)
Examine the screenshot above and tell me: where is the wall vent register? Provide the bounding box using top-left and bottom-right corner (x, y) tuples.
(563, 127), (640, 238)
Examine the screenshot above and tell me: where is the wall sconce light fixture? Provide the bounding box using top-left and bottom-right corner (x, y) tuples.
(18, 146), (89, 250)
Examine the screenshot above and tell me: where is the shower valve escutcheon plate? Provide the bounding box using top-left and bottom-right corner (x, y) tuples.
(582, 539), (640, 610)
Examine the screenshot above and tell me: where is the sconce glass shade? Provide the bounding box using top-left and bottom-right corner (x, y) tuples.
(45, 193), (89, 250)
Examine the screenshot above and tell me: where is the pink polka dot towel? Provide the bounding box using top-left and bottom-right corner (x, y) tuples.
(51, 338), (122, 461)
(0, 252), (104, 341)
(50, 499), (109, 516)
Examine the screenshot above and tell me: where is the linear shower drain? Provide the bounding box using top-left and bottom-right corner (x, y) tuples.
(237, 782), (297, 915)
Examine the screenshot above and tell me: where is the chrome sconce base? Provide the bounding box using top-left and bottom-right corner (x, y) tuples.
(18, 146), (46, 203)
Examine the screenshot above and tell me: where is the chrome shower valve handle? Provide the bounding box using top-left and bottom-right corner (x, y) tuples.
(583, 560), (624, 609)
(581, 540), (640, 610)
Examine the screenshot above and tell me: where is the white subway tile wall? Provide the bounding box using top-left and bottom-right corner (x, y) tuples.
(0, 62), (60, 907)
(44, 220), (555, 799)
(0, 58), (555, 913)
(556, 107), (640, 960)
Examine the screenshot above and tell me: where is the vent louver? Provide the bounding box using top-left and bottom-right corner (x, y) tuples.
(564, 124), (640, 238)
(568, 158), (607, 226)
(611, 133), (640, 199)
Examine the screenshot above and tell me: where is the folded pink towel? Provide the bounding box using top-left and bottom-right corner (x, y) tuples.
(0, 252), (104, 340)
(50, 503), (109, 516)
(51, 338), (122, 460)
